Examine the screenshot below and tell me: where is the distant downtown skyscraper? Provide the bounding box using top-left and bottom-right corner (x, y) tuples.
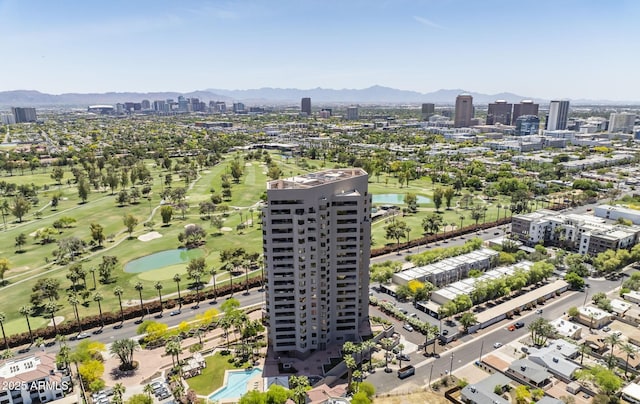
(263, 169), (371, 357)
(301, 97), (311, 116)
(454, 94), (474, 128)
(512, 100), (539, 124)
(421, 103), (435, 120)
(486, 100), (512, 125)
(11, 107), (37, 123)
(546, 100), (570, 131)
(608, 112), (636, 133)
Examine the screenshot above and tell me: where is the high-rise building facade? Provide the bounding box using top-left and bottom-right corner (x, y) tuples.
(512, 100), (539, 124)
(608, 112), (636, 133)
(486, 100), (512, 125)
(346, 106), (359, 120)
(515, 115), (540, 135)
(421, 103), (435, 120)
(263, 169), (371, 358)
(301, 98), (311, 116)
(546, 100), (570, 131)
(454, 94), (474, 128)
(11, 107), (37, 123)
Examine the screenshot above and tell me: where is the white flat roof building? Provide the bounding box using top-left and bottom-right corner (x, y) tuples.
(392, 248), (498, 287)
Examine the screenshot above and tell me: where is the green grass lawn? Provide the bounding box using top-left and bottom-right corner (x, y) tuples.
(186, 352), (244, 395)
(0, 152), (511, 337)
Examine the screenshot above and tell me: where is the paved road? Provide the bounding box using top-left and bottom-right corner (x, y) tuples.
(32, 289), (265, 352)
(365, 270), (630, 393)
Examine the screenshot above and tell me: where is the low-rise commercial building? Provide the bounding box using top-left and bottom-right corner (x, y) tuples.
(595, 204), (640, 225)
(511, 209), (640, 254)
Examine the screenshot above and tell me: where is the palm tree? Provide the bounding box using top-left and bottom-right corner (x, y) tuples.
(165, 338), (182, 368)
(209, 267), (218, 303)
(68, 294), (82, 333)
(143, 384), (154, 399)
(19, 305), (34, 344)
(89, 267), (97, 290)
(579, 342), (591, 365)
(112, 383), (126, 404)
(45, 302), (58, 335)
(93, 292), (104, 328)
(606, 333), (622, 360)
(380, 338), (395, 373)
(0, 312), (8, 351)
(110, 339), (139, 371)
(114, 286), (124, 324)
(155, 281), (164, 315)
(173, 274), (182, 309)
(622, 343), (636, 377)
(135, 281), (144, 319)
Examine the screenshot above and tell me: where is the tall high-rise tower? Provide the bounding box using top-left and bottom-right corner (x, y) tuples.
(11, 107), (37, 123)
(546, 100), (570, 131)
(454, 94), (474, 128)
(301, 98), (311, 116)
(608, 112), (636, 133)
(512, 100), (539, 124)
(263, 169), (371, 358)
(421, 103), (435, 120)
(486, 100), (512, 125)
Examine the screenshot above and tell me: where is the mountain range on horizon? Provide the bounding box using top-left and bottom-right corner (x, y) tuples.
(0, 86), (637, 108)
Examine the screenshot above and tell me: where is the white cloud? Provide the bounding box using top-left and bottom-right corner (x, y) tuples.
(413, 15), (443, 29)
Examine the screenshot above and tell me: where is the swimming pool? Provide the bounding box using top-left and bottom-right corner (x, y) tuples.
(123, 248), (203, 273)
(372, 193), (431, 204)
(208, 368), (263, 401)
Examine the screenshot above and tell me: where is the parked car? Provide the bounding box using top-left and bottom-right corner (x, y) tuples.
(403, 324), (414, 332)
(535, 309), (543, 314)
(602, 326), (611, 332)
(493, 342), (503, 349)
(169, 310), (181, 316)
(396, 353), (410, 361)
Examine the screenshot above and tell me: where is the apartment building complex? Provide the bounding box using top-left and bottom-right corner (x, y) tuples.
(392, 248), (499, 288)
(511, 209), (640, 254)
(0, 353), (71, 404)
(263, 169), (371, 357)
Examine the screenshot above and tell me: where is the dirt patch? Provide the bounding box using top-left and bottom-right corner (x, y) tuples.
(374, 391), (449, 404)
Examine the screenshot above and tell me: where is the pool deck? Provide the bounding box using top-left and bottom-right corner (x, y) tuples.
(99, 310), (265, 401)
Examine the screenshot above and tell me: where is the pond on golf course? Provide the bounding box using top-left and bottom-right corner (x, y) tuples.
(124, 248), (203, 273)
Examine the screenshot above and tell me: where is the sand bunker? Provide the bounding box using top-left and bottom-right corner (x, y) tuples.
(138, 231), (163, 242)
(220, 227), (233, 232)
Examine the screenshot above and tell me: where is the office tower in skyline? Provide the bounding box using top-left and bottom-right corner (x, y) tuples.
(421, 103), (435, 120)
(454, 94), (474, 128)
(608, 112), (636, 133)
(515, 115), (540, 135)
(11, 107), (37, 123)
(512, 100), (539, 124)
(301, 97), (311, 116)
(486, 100), (512, 125)
(263, 168), (371, 358)
(546, 100), (570, 131)
(346, 106), (359, 120)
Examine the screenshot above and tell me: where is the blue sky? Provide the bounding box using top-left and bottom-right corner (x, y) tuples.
(0, 0), (639, 100)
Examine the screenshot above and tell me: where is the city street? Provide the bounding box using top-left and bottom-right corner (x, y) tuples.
(365, 270), (629, 393)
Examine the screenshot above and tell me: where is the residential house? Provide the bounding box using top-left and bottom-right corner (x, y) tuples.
(506, 359), (552, 388)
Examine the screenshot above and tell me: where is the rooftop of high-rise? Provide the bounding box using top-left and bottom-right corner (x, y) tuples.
(267, 168), (367, 190)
